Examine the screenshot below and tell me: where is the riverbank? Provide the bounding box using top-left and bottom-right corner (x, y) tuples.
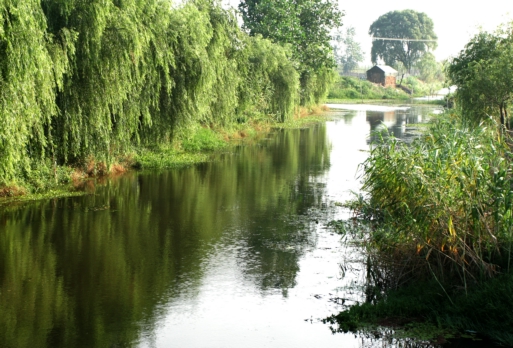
(324, 270), (513, 346)
(326, 109), (513, 345)
(0, 108), (329, 205)
(328, 76), (445, 102)
(326, 97), (445, 106)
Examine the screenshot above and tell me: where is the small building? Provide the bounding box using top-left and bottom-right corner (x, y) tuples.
(366, 65), (398, 87)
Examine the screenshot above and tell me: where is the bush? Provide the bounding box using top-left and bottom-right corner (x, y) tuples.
(347, 111), (513, 286)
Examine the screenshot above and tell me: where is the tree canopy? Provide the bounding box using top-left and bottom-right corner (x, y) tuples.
(238, 0), (343, 105)
(447, 24), (513, 128)
(369, 10), (437, 73)
(0, 0), (303, 186)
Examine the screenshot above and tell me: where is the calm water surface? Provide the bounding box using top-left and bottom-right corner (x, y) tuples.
(0, 105), (440, 348)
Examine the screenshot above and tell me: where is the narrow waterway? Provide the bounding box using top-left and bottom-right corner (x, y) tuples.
(0, 105), (439, 348)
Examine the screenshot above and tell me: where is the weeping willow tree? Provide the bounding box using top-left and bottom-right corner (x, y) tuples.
(0, 0), (60, 183)
(0, 0), (306, 189)
(237, 36), (299, 122)
(42, 0), (176, 164)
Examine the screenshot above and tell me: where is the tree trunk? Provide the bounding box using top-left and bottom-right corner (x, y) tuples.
(398, 73), (405, 86)
(500, 104), (505, 128)
(505, 105), (509, 130)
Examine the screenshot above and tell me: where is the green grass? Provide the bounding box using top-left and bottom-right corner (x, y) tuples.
(323, 272), (513, 345)
(133, 147), (211, 170)
(180, 127), (228, 153)
(328, 76), (444, 101)
(328, 76), (410, 100)
(401, 76), (443, 97)
(133, 126), (230, 169)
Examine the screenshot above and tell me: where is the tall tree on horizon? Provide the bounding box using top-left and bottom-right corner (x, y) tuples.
(369, 10), (437, 74)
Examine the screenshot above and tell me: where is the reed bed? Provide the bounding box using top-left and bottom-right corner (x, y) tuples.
(348, 111), (513, 289)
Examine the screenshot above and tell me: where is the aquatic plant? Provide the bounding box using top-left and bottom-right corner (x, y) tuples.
(348, 111), (513, 288)
(324, 272), (513, 345)
(328, 110), (513, 345)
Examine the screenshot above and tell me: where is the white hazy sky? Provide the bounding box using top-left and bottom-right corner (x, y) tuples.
(222, 0), (513, 64)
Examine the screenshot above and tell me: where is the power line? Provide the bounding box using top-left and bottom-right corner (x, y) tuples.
(371, 37), (437, 42)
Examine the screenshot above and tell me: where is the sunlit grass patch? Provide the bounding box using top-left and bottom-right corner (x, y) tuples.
(180, 127), (228, 152)
(134, 147), (210, 170)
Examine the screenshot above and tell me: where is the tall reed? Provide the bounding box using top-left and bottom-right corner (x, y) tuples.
(351, 111), (513, 288)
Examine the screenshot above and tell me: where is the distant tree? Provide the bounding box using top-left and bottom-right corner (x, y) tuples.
(413, 52), (444, 82)
(332, 26), (364, 74)
(447, 25), (513, 128)
(369, 10), (437, 74)
(238, 0), (343, 104)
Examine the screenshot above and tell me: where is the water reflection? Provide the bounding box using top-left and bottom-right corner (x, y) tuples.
(366, 106), (433, 141)
(0, 124), (339, 348)
(0, 106), (458, 348)
(326, 103), (439, 144)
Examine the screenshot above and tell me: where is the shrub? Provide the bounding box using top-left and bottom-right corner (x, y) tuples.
(346, 111), (513, 287)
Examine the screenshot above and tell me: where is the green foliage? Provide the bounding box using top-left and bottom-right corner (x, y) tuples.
(300, 67), (337, 106)
(401, 76), (442, 97)
(324, 273), (513, 345)
(43, 0), (177, 164)
(328, 76), (409, 100)
(238, 0), (343, 105)
(413, 52), (444, 83)
(0, 1), (59, 184)
(0, 0), (307, 189)
(369, 10), (437, 73)
(237, 35), (299, 122)
(238, 0), (343, 70)
(447, 23), (513, 127)
(350, 111), (513, 285)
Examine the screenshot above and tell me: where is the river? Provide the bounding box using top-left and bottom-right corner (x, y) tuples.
(0, 104), (443, 348)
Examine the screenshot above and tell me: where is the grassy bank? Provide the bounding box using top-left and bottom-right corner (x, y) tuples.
(328, 76), (409, 100)
(325, 98), (445, 106)
(324, 272), (513, 345)
(328, 110), (513, 344)
(328, 75), (443, 101)
(0, 0), (340, 198)
(0, 108), (328, 204)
